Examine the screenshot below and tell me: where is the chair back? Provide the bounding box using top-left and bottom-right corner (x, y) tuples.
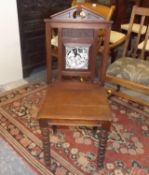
(122, 6), (149, 59)
(45, 6), (111, 85)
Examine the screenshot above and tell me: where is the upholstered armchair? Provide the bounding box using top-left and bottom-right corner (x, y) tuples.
(106, 6), (149, 106)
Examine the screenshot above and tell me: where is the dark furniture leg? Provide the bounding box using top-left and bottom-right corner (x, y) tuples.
(39, 119), (51, 168)
(52, 125), (57, 134)
(93, 126), (98, 136)
(98, 122), (111, 169)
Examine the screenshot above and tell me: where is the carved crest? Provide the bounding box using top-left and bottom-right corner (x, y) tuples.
(50, 5), (105, 21)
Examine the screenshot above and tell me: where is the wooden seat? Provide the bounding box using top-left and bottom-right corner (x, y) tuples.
(38, 6), (112, 169)
(38, 82), (111, 128)
(106, 6), (149, 106)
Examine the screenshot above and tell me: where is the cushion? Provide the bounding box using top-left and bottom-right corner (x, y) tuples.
(121, 23), (147, 35)
(107, 57), (149, 85)
(138, 39), (149, 51)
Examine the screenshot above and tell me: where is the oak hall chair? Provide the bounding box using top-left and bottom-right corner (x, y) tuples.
(106, 6), (149, 106)
(38, 6), (112, 169)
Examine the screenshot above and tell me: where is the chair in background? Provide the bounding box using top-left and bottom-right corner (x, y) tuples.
(38, 6), (112, 169)
(120, 0), (144, 33)
(73, 2), (127, 61)
(51, 2), (126, 62)
(120, 0), (148, 35)
(120, 0), (147, 54)
(106, 6), (149, 106)
(109, 30), (126, 62)
(75, 2), (127, 58)
(121, 23), (147, 55)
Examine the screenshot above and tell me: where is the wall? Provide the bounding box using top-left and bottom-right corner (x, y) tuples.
(141, 0), (149, 7)
(0, 0), (23, 85)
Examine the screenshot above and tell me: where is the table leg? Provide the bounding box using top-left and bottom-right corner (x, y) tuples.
(39, 119), (51, 168)
(98, 122), (111, 169)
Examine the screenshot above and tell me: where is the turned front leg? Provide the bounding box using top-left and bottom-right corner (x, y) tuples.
(98, 122), (111, 169)
(39, 119), (51, 168)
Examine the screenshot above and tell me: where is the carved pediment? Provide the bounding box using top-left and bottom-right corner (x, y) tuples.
(50, 5), (105, 21)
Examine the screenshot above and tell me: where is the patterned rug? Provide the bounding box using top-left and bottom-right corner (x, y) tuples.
(0, 82), (149, 175)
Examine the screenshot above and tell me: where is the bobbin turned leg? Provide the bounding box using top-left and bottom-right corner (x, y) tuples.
(98, 122), (111, 169)
(39, 119), (51, 168)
